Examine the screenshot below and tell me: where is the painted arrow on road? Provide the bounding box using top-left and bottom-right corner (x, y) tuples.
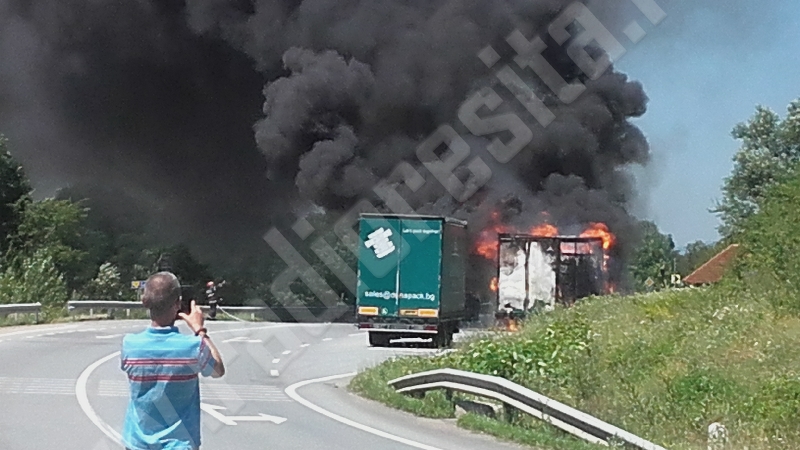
(200, 403), (287, 425)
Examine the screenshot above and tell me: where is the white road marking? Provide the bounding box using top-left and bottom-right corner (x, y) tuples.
(0, 324), (79, 339)
(96, 380), (290, 402)
(76, 322), (307, 441)
(272, 358), (281, 364)
(222, 336), (263, 343)
(76, 351), (123, 445)
(300, 343), (310, 348)
(367, 348), (441, 353)
(285, 373), (444, 450)
(0, 377), (77, 396)
(322, 338), (333, 341)
(281, 350), (291, 355)
(270, 370), (279, 377)
(25, 335), (36, 339)
(200, 403), (287, 425)
(96, 334), (122, 339)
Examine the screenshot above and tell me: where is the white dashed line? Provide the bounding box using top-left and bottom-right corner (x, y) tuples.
(272, 358), (280, 364)
(270, 370), (279, 377)
(26, 336), (36, 339)
(322, 338), (333, 341)
(300, 343), (310, 348)
(281, 350), (291, 355)
(96, 335), (122, 339)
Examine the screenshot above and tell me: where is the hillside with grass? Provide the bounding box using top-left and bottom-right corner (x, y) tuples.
(351, 142), (800, 447)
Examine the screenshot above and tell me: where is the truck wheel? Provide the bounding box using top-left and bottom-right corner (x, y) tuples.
(433, 328), (451, 348)
(368, 332), (390, 347)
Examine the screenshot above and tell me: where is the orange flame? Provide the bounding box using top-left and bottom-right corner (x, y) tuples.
(580, 222), (615, 250)
(529, 223), (558, 237)
(476, 215), (619, 296)
(474, 224), (511, 260)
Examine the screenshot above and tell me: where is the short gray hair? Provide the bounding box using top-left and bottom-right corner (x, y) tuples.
(141, 272), (181, 315)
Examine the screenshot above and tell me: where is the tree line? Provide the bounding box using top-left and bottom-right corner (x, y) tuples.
(1, 97), (798, 313)
(629, 98), (800, 290)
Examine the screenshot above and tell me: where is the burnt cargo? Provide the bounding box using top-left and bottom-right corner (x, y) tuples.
(496, 234), (606, 315)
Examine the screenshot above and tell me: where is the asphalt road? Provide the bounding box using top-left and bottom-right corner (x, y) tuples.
(0, 320), (521, 450)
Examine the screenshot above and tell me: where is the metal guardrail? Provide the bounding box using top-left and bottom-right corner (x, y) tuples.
(67, 300), (145, 319)
(0, 303), (42, 322)
(0, 303), (43, 314)
(65, 301), (355, 323)
(388, 368), (667, 450)
(0, 301), (354, 324)
(67, 300), (146, 310)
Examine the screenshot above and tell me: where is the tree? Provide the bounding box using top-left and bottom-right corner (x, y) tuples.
(737, 172), (800, 312)
(8, 199), (91, 292)
(715, 99), (800, 236)
(0, 137), (31, 256)
(0, 249), (69, 318)
(166, 244), (213, 287)
(629, 221), (677, 291)
(79, 262), (125, 300)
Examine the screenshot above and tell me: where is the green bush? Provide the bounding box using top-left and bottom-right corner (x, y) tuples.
(77, 261), (125, 300)
(736, 173), (800, 313)
(0, 249), (69, 319)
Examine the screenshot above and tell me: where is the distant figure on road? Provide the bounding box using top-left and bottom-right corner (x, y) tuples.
(121, 271), (225, 450)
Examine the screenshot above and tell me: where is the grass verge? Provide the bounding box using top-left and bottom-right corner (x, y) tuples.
(351, 283), (800, 449)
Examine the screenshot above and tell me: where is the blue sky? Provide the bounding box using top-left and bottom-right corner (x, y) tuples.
(616, 1), (800, 247)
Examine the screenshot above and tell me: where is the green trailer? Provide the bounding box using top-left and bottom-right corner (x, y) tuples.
(356, 214), (468, 347)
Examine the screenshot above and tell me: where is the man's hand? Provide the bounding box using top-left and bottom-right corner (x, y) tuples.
(178, 300), (205, 334)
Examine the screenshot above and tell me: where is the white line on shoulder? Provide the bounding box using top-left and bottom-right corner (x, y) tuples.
(76, 323), (301, 442)
(76, 351), (123, 445)
(285, 373), (444, 450)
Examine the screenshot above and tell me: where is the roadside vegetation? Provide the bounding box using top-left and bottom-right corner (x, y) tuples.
(351, 100), (800, 449)
(0, 135), (355, 323)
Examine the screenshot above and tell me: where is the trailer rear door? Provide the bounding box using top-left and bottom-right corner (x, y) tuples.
(397, 218), (443, 316)
(357, 216), (403, 317)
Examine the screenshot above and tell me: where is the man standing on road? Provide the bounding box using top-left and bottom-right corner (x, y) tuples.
(121, 272), (226, 450)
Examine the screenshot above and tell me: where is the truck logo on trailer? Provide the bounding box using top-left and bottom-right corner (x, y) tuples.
(365, 227), (396, 258)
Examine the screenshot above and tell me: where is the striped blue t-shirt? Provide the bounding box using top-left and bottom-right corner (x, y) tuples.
(121, 326), (216, 450)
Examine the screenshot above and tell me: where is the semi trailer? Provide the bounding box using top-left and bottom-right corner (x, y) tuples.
(355, 214), (468, 347)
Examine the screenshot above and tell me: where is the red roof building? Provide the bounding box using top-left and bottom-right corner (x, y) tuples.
(683, 244), (740, 286)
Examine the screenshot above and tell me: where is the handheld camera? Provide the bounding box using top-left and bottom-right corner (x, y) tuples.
(179, 284), (196, 315)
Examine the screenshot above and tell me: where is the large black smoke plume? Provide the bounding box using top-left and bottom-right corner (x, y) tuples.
(0, 0), (655, 282)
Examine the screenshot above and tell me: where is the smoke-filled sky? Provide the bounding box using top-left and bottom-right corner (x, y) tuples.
(0, 0), (791, 264)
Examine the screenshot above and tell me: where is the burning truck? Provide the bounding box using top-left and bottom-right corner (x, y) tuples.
(470, 217), (616, 326)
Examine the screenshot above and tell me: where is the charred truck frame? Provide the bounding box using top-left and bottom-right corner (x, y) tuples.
(495, 234), (606, 320)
